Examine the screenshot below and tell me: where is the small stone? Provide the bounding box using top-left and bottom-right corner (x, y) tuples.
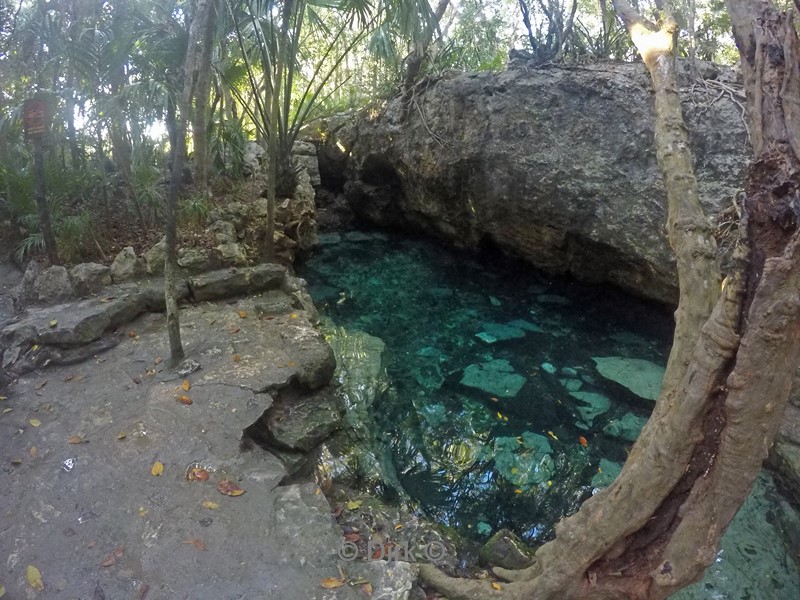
(559, 378), (583, 392)
(475, 332), (498, 344)
(489, 296), (501, 306)
(592, 356), (665, 401)
(541, 362), (557, 374)
(177, 358), (201, 376)
(460, 359), (527, 398)
(110, 247), (142, 282)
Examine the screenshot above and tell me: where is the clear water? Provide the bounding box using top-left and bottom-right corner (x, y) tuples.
(298, 230), (800, 596)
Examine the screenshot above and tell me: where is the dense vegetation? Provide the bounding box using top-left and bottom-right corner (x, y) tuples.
(0, 0), (737, 266)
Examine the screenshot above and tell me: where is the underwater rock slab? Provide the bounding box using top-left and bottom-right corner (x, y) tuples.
(603, 412), (648, 442)
(592, 356), (665, 401)
(479, 322), (527, 341)
(570, 391), (611, 426)
(592, 458), (622, 488)
(460, 359), (527, 398)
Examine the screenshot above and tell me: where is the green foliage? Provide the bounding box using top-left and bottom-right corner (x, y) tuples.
(180, 193), (211, 228)
(431, 0), (510, 73)
(210, 114), (249, 178)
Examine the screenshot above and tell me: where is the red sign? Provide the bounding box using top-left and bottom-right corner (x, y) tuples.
(24, 99), (47, 139)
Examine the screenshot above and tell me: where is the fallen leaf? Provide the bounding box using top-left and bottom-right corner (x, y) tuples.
(68, 435), (82, 444)
(579, 436), (588, 447)
(177, 395), (192, 405)
(320, 577), (345, 589)
(100, 554), (115, 567)
(2, 408), (11, 413)
(238, 310), (247, 318)
(29, 418), (41, 427)
(117, 432), (127, 440)
(492, 582), (502, 590)
(29, 447), (38, 458)
(394, 524), (404, 530)
(63, 374), (74, 382)
(155, 357), (163, 365)
(514, 489), (523, 494)
(547, 430), (559, 441)
(332, 505), (344, 518)
(49, 319), (58, 328)
(290, 313), (298, 319)
(0, 583), (5, 597)
(201, 500), (219, 509)
(232, 354), (241, 362)
(151, 461), (164, 476)
(490, 397), (499, 402)
(128, 330), (137, 338)
(138, 507), (149, 517)
(287, 360), (297, 367)
(344, 532), (361, 542)
(181, 380), (191, 391)
(26, 565), (44, 591)
(188, 468), (209, 481)
(182, 539), (207, 550)
(345, 500), (362, 511)
(0, 396), (6, 400)
(113, 545), (125, 558)
(228, 325), (240, 334)
(361, 582), (373, 596)
(34, 381), (47, 391)
(217, 479), (245, 496)
(10, 458), (22, 465)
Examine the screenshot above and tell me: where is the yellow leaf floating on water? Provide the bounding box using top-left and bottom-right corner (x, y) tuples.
(201, 500), (220, 509)
(492, 582), (502, 590)
(151, 461), (164, 476)
(320, 577), (345, 589)
(29, 418), (41, 427)
(26, 565), (44, 591)
(514, 489), (522, 494)
(181, 380), (191, 391)
(547, 431), (558, 441)
(547, 480), (553, 487)
(345, 500), (362, 511)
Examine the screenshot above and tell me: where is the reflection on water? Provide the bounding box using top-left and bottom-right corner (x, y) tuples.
(299, 230), (800, 597)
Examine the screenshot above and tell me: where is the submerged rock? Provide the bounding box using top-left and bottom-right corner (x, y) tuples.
(592, 458), (623, 488)
(604, 412), (648, 442)
(570, 391), (611, 426)
(592, 356), (665, 401)
(478, 528), (534, 570)
(460, 359), (527, 398)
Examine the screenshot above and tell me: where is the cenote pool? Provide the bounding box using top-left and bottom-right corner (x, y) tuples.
(298, 229), (800, 599)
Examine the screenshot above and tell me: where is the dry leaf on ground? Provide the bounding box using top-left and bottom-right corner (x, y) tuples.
(151, 461), (164, 476)
(320, 577), (345, 589)
(217, 479), (245, 496)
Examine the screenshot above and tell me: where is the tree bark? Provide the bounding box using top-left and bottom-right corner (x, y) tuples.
(163, 0), (214, 365)
(32, 136), (60, 265)
(419, 0), (800, 598)
(191, 0), (217, 193)
(402, 0), (450, 105)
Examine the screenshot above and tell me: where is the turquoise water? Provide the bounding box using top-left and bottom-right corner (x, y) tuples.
(298, 230), (800, 596)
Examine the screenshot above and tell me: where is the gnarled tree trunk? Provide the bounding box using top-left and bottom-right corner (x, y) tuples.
(419, 0), (800, 598)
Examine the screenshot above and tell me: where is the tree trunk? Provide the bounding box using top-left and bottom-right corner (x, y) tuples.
(402, 0), (450, 104)
(191, 0), (217, 193)
(32, 136), (60, 265)
(163, 0), (214, 365)
(419, 0), (800, 599)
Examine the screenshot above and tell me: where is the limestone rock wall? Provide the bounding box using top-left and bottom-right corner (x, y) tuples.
(331, 60), (749, 304)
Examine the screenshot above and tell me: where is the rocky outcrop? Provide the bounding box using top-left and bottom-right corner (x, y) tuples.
(331, 60), (749, 304)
